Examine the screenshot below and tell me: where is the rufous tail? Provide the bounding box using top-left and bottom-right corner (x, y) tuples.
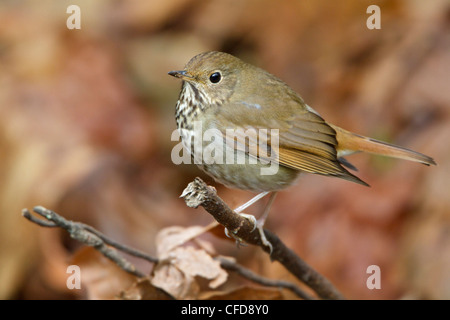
(331, 125), (436, 166)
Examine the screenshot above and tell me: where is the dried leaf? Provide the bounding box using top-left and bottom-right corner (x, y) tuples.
(156, 225), (212, 258)
(171, 246), (227, 289)
(151, 226), (229, 299)
(151, 260), (200, 299)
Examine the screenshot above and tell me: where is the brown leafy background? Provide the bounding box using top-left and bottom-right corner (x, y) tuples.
(0, 0), (449, 300)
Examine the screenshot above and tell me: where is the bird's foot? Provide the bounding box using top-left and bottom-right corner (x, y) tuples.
(224, 212), (273, 254)
(253, 219), (273, 255)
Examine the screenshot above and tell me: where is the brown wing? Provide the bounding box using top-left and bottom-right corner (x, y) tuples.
(277, 111), (368, 186)
(213, 105), (368, 186)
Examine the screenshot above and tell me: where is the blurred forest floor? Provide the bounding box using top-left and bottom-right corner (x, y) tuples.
(0, 0), (449, 299)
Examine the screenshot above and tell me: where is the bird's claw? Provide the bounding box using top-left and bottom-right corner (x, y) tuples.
(224, 227), (247, 248)
(224, 212), (273, 254)
(237, 212), (257, 232)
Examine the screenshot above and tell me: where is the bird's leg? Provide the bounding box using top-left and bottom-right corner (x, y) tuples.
(234, 191), (270, 214)
(252, 192), (277, 253)
(226, 191), (277, 254)
(232, 191), (269, 231)
(258, 191), (278, 228)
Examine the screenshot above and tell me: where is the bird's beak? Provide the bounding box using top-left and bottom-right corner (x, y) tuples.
(168, 70), (193, 81)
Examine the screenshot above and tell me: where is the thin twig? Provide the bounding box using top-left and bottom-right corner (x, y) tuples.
(180, 177), (345, 300)
(23, 206), (309, 299)
(216, 256), (314, 300)
(80, 223), (158, 263)
(22, 206), (146, 278)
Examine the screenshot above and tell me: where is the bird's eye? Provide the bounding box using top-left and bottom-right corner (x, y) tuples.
(209, 72), (221, 84)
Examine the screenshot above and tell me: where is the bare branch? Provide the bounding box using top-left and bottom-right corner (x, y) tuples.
(22, 204), (326, 300)
(180, 177), (345, 300)
(216, 256), (314, 300)
(23, 206), (146, 278)
(80, 223), (158, 264)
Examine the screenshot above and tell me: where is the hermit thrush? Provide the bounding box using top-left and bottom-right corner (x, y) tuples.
(169, 51), (435, 250)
